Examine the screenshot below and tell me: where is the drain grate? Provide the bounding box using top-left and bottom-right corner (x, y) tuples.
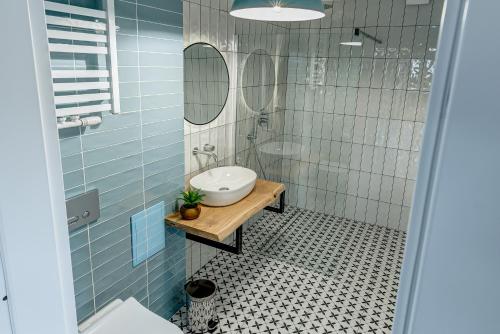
(218, 187), (230, 191)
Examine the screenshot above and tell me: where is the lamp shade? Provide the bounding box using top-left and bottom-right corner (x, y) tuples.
(230, 0), (325, 22)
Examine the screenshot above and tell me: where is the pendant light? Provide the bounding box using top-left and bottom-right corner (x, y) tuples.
(230, 0), (325, 22)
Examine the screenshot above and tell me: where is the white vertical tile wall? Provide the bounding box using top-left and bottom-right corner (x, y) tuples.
(234, 29), (289, 183)
(182, 0), (289, 278)
(184, 0), (443, 278)
(282, 0), (443, 231)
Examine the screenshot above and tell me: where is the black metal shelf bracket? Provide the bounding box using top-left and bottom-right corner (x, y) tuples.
(264, 191), (285, 213)
(186, 190), (285, 254)
(186, 226), (243, 255)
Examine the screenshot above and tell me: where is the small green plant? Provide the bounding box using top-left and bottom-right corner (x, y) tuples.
(178, 189), (205, 208)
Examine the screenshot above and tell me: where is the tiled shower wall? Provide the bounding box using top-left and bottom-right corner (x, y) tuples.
(182, 0), (288, 278)
(56, 0), (186, 322)
(282, 0), (443, 230)
(234, 32), (289, 183)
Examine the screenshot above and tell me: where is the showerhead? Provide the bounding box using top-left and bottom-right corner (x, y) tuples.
(339, 27), (383, 47)
(355, 28), (382, 44)
(340, 41), (363, 47)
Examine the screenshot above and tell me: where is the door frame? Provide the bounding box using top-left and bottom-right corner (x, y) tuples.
(0, 1), (78, 333)
(392, 0), (468, 332)
(0, 0), (473, 333)
(0, 233), (13, 334)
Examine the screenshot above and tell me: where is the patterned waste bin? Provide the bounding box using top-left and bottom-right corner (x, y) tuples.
(185, 279), (218, 333)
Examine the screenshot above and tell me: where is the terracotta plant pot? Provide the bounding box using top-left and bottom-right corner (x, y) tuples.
(180, 204), (201, 220)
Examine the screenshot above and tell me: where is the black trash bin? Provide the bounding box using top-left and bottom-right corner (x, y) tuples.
(185, 279), (218, 333)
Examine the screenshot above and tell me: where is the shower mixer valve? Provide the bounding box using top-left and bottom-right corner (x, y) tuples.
(202, 144), (215, 152)
(257, 113), (270, 128)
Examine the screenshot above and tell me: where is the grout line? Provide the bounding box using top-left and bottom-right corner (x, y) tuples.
(333, 0), (352, 219)
(366, 0), (394, 229)
(133, 1), (151, 308)
(62, 4), (99, 313)
(352, 3), (371, 224)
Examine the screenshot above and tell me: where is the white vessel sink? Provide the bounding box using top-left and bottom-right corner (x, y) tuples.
(190, 166), (257, 207)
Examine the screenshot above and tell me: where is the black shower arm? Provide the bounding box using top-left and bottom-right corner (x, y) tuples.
(355, 28), (383, 44)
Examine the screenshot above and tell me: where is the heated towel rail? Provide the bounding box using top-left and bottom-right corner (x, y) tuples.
(44, 0), (120, 129)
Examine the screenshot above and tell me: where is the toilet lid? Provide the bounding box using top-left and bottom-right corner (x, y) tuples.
(80, 298), (183, 334)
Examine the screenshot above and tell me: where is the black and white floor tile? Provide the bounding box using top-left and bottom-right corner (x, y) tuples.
(172, 206), (406, 334)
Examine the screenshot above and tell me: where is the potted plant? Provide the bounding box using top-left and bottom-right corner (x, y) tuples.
(178, 189), (205, 220)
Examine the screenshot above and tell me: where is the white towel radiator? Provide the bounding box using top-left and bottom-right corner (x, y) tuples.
(44, 0), (120, 129)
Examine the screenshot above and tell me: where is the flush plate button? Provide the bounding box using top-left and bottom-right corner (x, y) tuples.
(66, 189), (100, 232)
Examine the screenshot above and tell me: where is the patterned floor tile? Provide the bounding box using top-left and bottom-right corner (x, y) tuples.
(172, 206), (405, 334)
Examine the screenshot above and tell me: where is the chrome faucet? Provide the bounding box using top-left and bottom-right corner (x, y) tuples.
(193, 144), (219, 167)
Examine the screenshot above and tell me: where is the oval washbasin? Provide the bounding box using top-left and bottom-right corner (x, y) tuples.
(190, 166), (257, 207)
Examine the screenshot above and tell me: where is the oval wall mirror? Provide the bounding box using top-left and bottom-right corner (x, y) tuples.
(242, 49), (275, 112)
(184, 43), (230, 125)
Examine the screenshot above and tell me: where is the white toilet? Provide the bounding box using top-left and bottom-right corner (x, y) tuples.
(78, 297), (183, 334)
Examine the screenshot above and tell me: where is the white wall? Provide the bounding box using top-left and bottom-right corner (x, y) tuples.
(394, 1), (500, 333)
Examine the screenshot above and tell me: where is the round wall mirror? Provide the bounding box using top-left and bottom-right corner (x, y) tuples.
(242, 50), (275, 112)
(184, 43), (230, 125)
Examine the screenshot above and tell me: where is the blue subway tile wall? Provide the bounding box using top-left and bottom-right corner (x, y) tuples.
(55, 0), (185, 322)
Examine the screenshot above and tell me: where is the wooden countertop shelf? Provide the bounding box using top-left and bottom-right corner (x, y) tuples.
(165, 179), (285, 242)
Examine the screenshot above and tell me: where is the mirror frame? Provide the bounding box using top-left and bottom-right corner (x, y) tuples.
(183, 42), (230, 125)
(241, 48), (276, 112)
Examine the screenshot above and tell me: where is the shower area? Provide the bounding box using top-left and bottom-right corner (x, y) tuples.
(174, 1), (445, 332)
(235, 0), (443, 232)
(174, 2), (442, 331)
